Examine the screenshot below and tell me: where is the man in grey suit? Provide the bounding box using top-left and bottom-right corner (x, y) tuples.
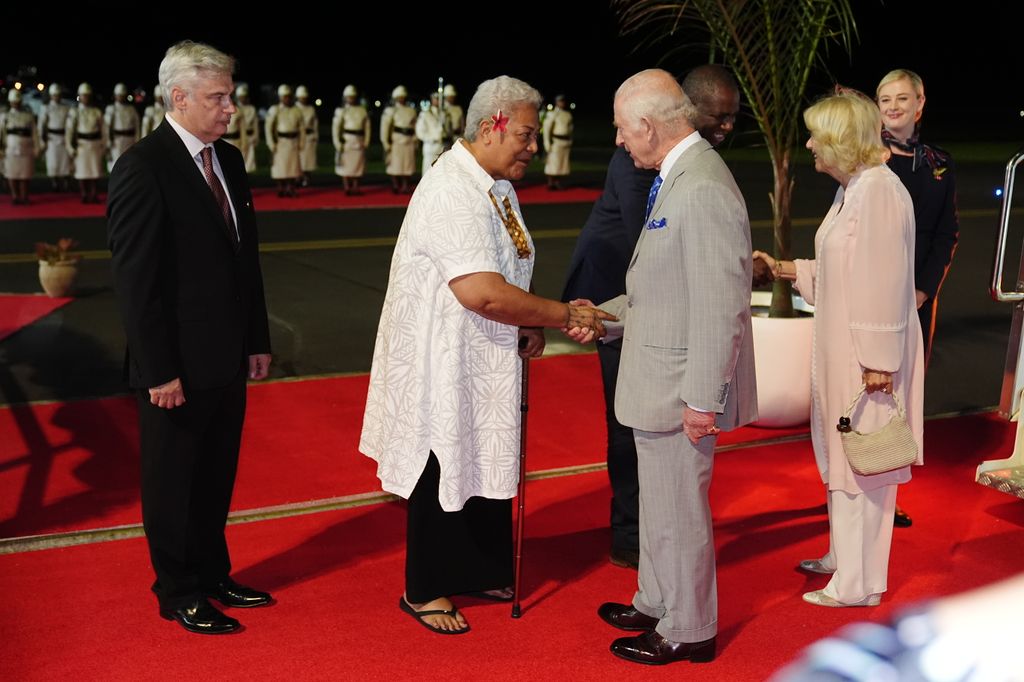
(579, 69), (757, 665)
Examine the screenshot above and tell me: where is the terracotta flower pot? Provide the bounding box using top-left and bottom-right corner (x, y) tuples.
(38, 260), (79, 297)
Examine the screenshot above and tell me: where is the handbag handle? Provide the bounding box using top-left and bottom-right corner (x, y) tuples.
(837, 384), (905, 433)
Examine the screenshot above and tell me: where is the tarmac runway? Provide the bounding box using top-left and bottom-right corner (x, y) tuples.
(0, 158), (1021, 425)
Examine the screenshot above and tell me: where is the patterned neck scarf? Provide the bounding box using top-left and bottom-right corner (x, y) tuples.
(881, 127), (949, 174)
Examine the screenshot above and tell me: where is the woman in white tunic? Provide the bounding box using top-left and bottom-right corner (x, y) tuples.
(360, 76), (614, 634)
(754, 91), (924, 607)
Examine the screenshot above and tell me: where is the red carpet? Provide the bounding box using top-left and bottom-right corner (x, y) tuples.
(2, 417), (1021, 680)
(0, 294), (72, 342)
(0, 353), (809, 538)
(0, 184), (601, 221)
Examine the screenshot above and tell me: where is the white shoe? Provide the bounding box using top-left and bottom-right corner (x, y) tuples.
(798, 559), (836, 575)
(802, 589), (880, 607)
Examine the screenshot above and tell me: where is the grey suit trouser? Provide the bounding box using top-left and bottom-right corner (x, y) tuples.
(631, 427), (718, 643)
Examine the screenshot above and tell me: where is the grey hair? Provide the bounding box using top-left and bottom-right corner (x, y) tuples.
(464, 76), (542, 142)
(158, 41), (235, 108)
(615, 69), (696, 135)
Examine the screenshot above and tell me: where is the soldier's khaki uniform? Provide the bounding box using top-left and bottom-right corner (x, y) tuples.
(332, 103), (370, 177)
(266, 103), (305, 180)
(105, 101), (140, 171)
(542, 105), (573, 177)
(2, 105), (39, 180)
(297, 99), (318, 174)
(381, 100), (417, 177)
(67, 103), (107, 180)
(38, 97), (72, 178)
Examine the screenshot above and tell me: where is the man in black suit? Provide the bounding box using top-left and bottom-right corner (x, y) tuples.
(108, 40), (273, 635)
(562, 65), (740, 570)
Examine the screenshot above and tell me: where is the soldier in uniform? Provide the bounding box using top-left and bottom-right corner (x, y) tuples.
(222, 86), (248, 161)
(443, 83), (463, 144)
(380, 85), (417, 194)
(2, 89), (40, 204)
(234, 83), (259, 172)
(265, 84), (305, 197)
(414, 91), (447, 176)
(296, 85), (318, 187)
(38, 83), (72, 191)
(331, 84), (370, 195)
(66, 82), (107, 203)
(542, 94), (573, 190)
(140, 85), (166, 138)
(105, 82), (141, 171)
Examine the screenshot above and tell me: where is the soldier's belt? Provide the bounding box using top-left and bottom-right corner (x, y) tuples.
(223, 132), (241, 140)
(276, 131), (299, 138)
(552, 134), (572, 141)
(76, 132), (102, 140)
(112, 128), (137, 136)
(343, 129), (364, 136)
(47, 128), (66, 135)
(393, 127), (414, 135)
(305, 128), (316, 134)
(5, 127), (32, 136)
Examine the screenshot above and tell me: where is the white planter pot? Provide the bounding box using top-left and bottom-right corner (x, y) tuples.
(38, 260), (79, 297)
(751, 292), (814, 428)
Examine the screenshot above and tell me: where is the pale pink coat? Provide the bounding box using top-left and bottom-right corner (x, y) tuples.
(794, 164), (925, 494)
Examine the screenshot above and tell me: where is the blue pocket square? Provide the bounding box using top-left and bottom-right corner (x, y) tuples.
(646, 217), (667, 230)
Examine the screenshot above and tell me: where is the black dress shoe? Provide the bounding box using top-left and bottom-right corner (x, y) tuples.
(598, 602), (659, 631)
(894, 508), (913, 527)
(610, 631), (716, 665)
(610, 547), (640, 569)
(204, 578), (273, 608)
(160, 598), (240, 634)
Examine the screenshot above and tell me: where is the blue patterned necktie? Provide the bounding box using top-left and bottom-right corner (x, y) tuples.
(645, 175), (663, 220)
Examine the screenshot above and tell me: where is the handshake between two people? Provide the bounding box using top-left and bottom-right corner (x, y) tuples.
(563, 299), (618, 344)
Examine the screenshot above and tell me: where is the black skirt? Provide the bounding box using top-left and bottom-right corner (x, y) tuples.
(405, 453), (513, 603)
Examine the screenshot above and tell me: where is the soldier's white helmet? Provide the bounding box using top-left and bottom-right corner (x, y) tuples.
(153, 85), (163, 102)
(443, 84), (457, 97)
(114, 83), (128, 96)
(77, 82), (93, 96)
(277, 84), (293, 97)
(48, 83), (62, 97)
(8, 89), (22, 104)
(343, 84), (357, 98)
(392, 85), (407, 98)
(235, 83), (249, 97)
(296, 85), (309, 98)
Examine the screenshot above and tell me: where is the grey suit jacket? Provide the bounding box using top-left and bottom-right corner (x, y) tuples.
(601, 138), (757, 433)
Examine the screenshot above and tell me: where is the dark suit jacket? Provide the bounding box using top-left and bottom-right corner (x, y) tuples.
(107, 120), (271, 392)
(562, 147), (658, 303)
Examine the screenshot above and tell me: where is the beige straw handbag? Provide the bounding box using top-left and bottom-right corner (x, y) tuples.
(836, 385), (917, 476)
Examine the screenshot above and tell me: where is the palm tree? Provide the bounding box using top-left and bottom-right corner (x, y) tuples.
(614, 0), (857, 316)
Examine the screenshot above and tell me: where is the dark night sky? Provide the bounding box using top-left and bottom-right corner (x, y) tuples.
(5, 1), (1021, 140)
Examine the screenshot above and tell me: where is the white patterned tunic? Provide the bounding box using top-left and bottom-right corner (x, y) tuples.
(360, 141), (535, 511)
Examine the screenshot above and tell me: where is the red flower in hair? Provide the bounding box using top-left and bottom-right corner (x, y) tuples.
(491, 110), (509, 133)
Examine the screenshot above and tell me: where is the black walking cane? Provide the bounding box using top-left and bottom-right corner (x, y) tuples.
(511, 336), (530, 618)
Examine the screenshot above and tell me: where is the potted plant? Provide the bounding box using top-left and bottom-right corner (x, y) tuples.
(35, 238), (82, 297)
(614, 0), (858, 425)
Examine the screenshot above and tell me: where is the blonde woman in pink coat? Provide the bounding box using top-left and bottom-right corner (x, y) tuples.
(753, 91), (924, 608)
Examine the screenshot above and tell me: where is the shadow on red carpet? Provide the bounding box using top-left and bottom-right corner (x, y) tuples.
(0, 294), (72, 342)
